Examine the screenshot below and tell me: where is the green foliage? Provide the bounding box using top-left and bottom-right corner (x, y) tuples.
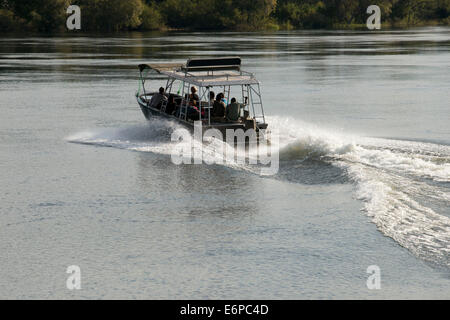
(1, 0), (70, 32)
(141, 3), (165, 30)
(79, 0), (143, 31)
(274, 0), (450, 28)
(0, 0), (449, 32)
(158, 0), (277, 30)
(275, 1), (327, 28)
(0, 8), (19, 31)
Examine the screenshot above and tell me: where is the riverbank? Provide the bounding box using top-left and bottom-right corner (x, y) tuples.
(1, 0), (449, 33)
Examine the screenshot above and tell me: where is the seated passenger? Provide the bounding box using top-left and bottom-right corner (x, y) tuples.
(165, 95), (176, 115)
(187, 106), (200, 121)
(189, 86), (199, 107)
(149, 87), (167, 109)
(212, 93), (226, 121)
(226, 97), (241, 122)
(221, 95), (227, 106)
(187, 103), (205, 121)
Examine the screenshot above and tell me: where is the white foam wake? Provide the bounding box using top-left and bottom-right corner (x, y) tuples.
(267, 116), (450, 266)
(67, 116), (450, 266)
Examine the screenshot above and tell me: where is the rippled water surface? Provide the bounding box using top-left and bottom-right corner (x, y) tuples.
(0, 28), (449, 299)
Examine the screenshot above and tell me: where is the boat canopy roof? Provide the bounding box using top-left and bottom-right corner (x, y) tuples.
(138, 57), (259, 87)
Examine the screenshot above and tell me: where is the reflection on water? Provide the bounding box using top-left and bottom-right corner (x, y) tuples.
(1, 28), (449, 81)
(136, 152), (259, 219)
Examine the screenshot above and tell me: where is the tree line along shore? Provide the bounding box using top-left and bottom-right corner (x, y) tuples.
(1, 0), (449, 32)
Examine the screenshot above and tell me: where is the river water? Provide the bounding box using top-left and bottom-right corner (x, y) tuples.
(0, 28), (449, 299)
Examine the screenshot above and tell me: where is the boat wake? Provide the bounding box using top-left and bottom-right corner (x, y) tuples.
(270, 116), (450, 268)
(66, 120), (181, 154)
(67, 116), (450, 268)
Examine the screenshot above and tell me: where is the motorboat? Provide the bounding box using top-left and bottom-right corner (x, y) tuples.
(136, 57), (268, 140)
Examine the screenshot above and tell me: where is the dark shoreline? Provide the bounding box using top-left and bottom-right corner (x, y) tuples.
(1, 24), (449, 38)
